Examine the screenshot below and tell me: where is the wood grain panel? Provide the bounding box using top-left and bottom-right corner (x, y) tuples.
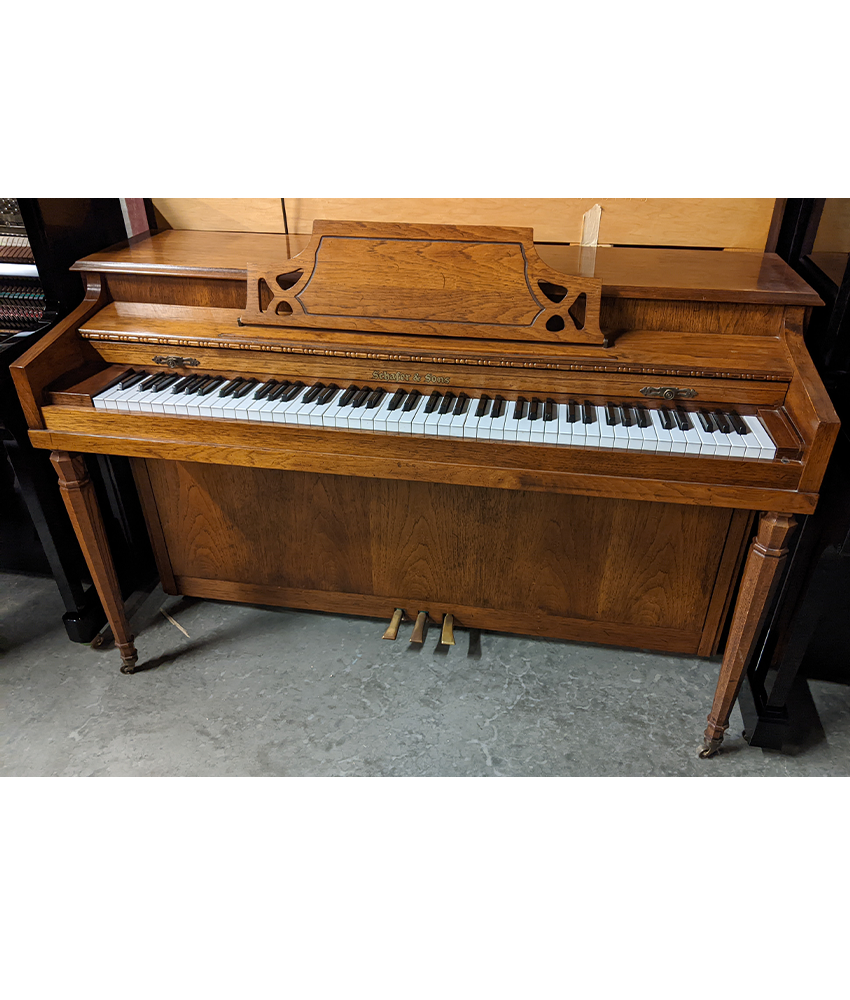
(136, 462), (735, 645)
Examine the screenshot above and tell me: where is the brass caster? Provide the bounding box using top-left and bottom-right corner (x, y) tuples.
(90, 633), (106, 649)
(698, 737), (724, 759)
(120, 660), (138, 675)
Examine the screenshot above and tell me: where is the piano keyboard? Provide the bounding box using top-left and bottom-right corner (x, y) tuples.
(91, 373), (778, 459)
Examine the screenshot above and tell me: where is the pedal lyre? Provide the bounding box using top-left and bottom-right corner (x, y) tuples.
(382, 608), (404, 640)
(440, 613), (455, 646)
(410, 611), (428, 644)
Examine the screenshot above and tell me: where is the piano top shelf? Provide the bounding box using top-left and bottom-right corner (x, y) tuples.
(72, 229), (823, 306)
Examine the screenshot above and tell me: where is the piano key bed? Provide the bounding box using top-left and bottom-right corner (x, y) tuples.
(92, 371), (778, 460)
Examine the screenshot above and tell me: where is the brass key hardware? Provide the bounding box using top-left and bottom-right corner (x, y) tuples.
(410, 611), (427, 644)
(153, 355), (200, 368)
(640, 386), (697, 400)
(382, 608), (404, 640)
(440, 614), (456, 646)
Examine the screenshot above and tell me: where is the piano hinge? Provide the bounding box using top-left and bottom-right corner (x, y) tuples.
(152, 355), (200, 368)
(641, 386), (698, 400)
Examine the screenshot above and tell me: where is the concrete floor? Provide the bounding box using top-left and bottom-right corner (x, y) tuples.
(2, 570), (849, 776)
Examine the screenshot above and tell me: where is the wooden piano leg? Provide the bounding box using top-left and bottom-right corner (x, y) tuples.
(50, 451), (139, 674)
(699, 511), (796, 758)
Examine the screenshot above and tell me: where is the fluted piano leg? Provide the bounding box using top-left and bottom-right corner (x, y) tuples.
(700, 511), (796, 757)
(50, 451), (138, 673)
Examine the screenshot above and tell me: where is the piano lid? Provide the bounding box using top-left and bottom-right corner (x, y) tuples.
(73, 225), (823, 308)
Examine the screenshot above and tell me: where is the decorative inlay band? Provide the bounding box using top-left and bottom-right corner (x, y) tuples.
(79, 331), (786, 381)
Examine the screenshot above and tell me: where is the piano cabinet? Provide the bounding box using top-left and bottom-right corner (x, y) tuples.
(11, 222), (839, 758)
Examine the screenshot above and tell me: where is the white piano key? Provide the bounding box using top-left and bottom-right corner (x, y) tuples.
(483, 403), (508, 441)
(691, 418), (719, 455)
(397, 394), (428, 434)
(651, 410), (674, 452)
(637, 411), (658, 451)
(679, 415), (703, 455)
(742, 414), (776, 459)
(596, 406), (617, 448)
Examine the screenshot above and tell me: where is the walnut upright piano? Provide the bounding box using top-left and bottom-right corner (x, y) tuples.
(11, 220), (839, 756)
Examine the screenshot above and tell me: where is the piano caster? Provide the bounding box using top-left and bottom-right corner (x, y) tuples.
(410, 611), (428, 644)
(118, 640), (139, 674)
(697, 737), (724, 759)
(382, 608), (405, 640)
(440, 614), (456, 646)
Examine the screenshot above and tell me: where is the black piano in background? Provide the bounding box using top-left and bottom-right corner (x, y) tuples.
(740, 198), (850, 750)
(1, 198), (154, 642)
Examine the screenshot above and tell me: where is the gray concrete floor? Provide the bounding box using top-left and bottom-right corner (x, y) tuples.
(2, 570), (849, 776)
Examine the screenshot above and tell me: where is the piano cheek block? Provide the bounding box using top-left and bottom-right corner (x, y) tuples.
(13, 219), (836, 763)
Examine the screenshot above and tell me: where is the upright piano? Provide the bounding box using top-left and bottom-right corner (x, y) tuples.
(11, 220), (840, 756)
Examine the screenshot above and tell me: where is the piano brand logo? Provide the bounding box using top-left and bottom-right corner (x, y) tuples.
(372, 370), (450, 385)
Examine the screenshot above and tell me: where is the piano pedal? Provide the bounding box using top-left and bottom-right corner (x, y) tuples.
(409, 611), (428, 644)
(440, 613), (456, 646)
(382, 608), (405, 640)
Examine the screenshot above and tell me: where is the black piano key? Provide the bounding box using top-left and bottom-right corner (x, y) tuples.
(439, 392), (456, 414)
(140, 372), (169, 390)
(150, 373), (181, 392)
(697, 409), (715, 432)
(674, 409), (692, 430)
(452, 393), (469, 416)
(233, 378), (259, 398)
(620, 405), (634, 427)
(527, 397), (540, 421)
(475, 394), (491, 418)
(512, 397), (527, 420)
(338, 384), (359, 407)
(267, 380), (291, 401)
(197, 376), (226, 396)
(658, 407), (674, 430)
(727, 410), (749, 435)
(366, 387), (386, 409)
(403, 389), (421, 412)
(605, 403), (619, 426)
(543, 399), (555, 422)
(301, 383), (325, 404)
(317, 384), (340, 405)
(120, 370), (148, 390)
(254, 379), (278, 400)
(170, 374), (197, 393)
(566, 400), (577, 423)
(582, 401), (596, 424)
(490, 395), (505, 419)
(181, 375), (209, 394)
(219, 377), (244, 397)
(281, 381), (305, 402)
(632, 403), (652, 427)
(713, 411), (731, 434)
(100, 370), (132, 393)
(351, 386), (371, 408)
(387, 388), (407, 411)
(424, 391), (442, 413)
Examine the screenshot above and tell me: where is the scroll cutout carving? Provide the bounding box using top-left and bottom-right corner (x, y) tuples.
(241, 220), (606, 346)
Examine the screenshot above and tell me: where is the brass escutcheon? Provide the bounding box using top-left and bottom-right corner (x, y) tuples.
(640, 386), (697, 400)
(153, 355), (200, 368)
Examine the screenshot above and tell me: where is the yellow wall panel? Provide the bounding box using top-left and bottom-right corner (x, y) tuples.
(152, 197), (777, 249)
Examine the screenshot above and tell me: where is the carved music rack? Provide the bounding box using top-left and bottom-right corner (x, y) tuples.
(239, 220), (605, 345)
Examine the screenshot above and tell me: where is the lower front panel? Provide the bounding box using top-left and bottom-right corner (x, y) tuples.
(133, 459), (748, 655)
